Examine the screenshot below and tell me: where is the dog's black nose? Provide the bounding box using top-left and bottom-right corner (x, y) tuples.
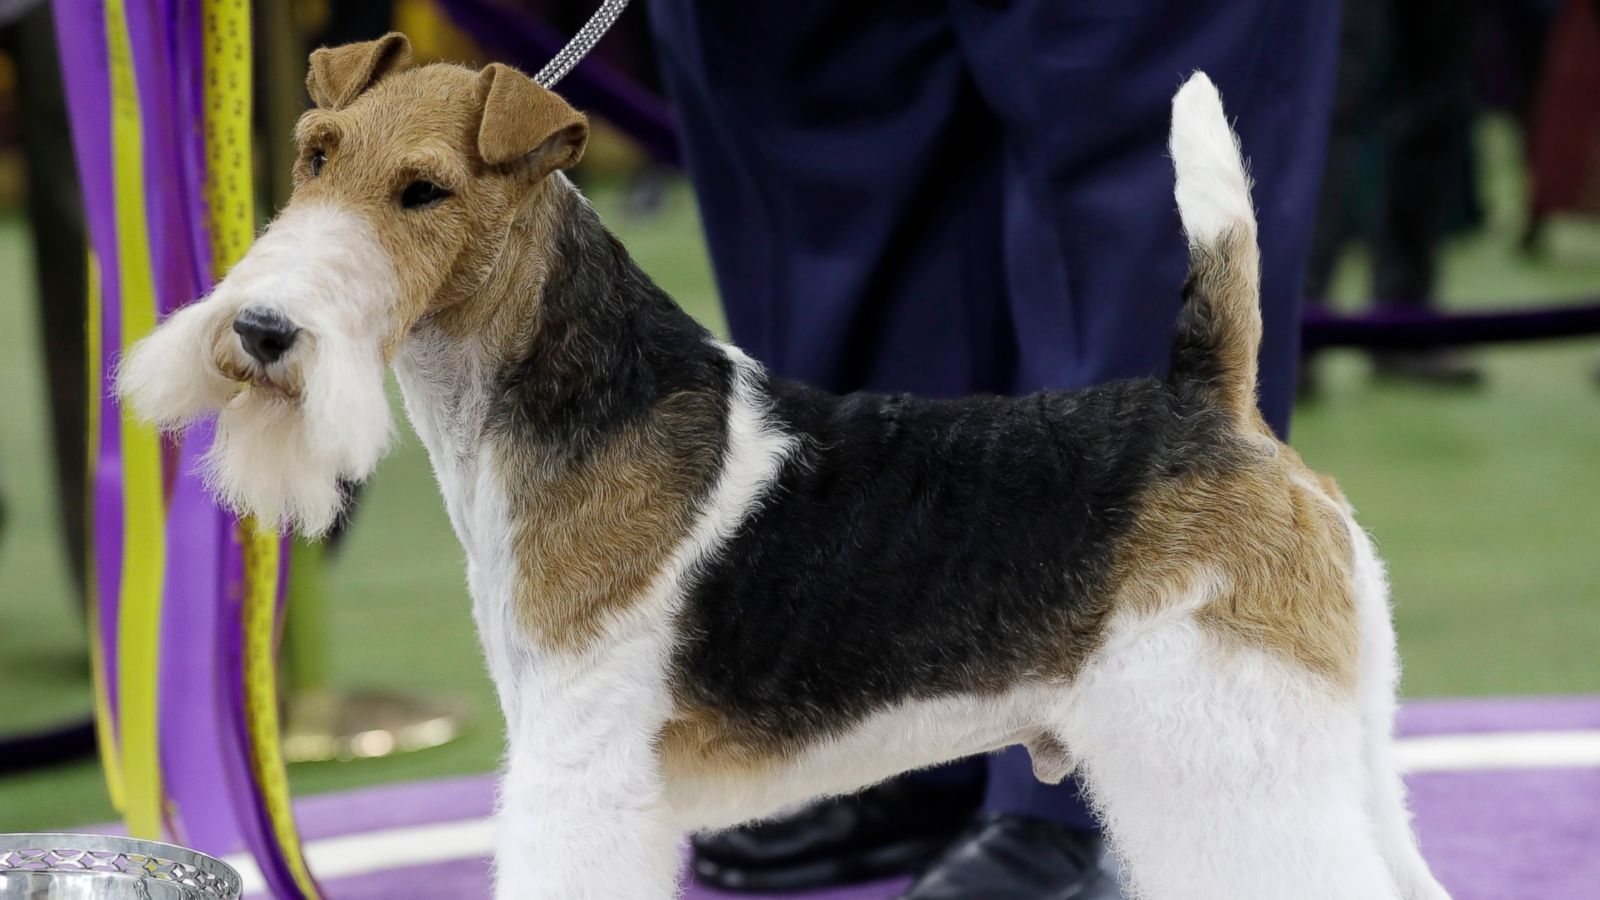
(233, 307), (299, 365)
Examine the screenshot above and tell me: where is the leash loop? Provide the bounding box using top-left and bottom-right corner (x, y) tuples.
(535, 0), (631, 88)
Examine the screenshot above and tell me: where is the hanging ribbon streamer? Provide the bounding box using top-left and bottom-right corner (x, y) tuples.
(104, 0), (168, 841)
(199, 1), (320, 893)
(56, 1), (319, 895)
(55, 0), (127, 814)
(83, 249), (123, 812)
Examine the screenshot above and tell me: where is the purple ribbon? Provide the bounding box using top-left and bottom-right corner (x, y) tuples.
(56, 2), (312, 893)
(54, 0), (125, 730)
(221, 524), (307, 898)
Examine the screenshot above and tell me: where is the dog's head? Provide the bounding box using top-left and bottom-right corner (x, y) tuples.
(118, 33), (588, 535)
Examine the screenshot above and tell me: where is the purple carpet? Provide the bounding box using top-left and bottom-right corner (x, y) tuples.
(319, 859), (909, 900)
(231, 695), (1599, 899)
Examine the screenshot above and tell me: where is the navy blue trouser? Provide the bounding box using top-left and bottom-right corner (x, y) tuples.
(650, 0), (1339, 831)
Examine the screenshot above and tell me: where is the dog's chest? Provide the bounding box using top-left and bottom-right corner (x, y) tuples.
(393, 340), (533, 700)
(393, 339), (491, 541)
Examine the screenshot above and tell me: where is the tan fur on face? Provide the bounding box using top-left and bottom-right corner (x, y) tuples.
(288, 50), (588, 362)
(1113, 445), (1362, 690)
(425, 178), (567, 360)
(477, 63), (589, 168)
(307, 32), (414, 111)
(292, 64), (513, 351)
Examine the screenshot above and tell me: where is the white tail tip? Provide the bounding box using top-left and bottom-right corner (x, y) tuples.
(1169, 72), (1255, 245)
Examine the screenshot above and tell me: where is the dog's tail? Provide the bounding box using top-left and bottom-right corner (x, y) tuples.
(1167, 72), (1265, 431)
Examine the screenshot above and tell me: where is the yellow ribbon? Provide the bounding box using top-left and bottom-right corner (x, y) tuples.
(202, 1), (319, 894)
(106, 0), (167, 840)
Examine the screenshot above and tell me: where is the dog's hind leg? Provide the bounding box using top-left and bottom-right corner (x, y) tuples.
(1059, 615), (1400, 900)
(1363, 728), (1452, 900)
(1348, 525), (1454, 900)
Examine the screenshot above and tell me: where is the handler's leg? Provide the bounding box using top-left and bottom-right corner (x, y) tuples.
(648, 0), (1016, 397)
(897, 1), (1340, 895)
(950, 0), (1339, 429)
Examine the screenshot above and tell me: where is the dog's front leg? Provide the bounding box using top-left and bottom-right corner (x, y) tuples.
(494, 752), (680, 899)
(489, 639), (684, 899)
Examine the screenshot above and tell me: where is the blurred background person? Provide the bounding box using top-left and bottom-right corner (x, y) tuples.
(1526, 0), (1600, 250)
(648, 1), (1339, 897)
(1520, 0), (1600, 382)
(1302, 0), (1489, 390)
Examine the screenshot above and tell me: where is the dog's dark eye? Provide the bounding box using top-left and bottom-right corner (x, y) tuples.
(401, 181), (451, 209)
(308, 149), (326, 177)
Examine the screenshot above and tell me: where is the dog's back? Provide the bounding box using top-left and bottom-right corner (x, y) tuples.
(671, 371), (1241, 750)
(662, 75), (1447, 900)
(666, 72), (1336, 759)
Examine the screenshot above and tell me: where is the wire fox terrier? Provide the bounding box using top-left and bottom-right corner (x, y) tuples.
(119, 34), (1452, 900)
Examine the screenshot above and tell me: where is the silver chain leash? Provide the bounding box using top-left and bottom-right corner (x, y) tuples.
(534, 0), (631, 88)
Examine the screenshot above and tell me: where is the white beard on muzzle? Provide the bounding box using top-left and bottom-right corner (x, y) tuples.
(117, 204), (399, 537)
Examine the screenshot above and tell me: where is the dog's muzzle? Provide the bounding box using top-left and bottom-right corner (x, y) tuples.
(232, 307), (300, 366)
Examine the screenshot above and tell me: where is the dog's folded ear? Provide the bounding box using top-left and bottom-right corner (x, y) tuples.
(476, 63), (589, 173)
(307, 32), (413, 111)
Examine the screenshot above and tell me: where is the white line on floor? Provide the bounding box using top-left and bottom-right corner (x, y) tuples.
(1394, 729), (1600, 773)
(230, 818), (495, 896)
(229, 728), (1600, 893)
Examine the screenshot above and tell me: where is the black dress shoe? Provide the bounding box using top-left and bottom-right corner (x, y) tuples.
(897, 814), (1112, 900)
(690, 776), (982, 892)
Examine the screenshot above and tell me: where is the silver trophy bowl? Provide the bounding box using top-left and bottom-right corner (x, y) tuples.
(0, 834), (242, 900)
